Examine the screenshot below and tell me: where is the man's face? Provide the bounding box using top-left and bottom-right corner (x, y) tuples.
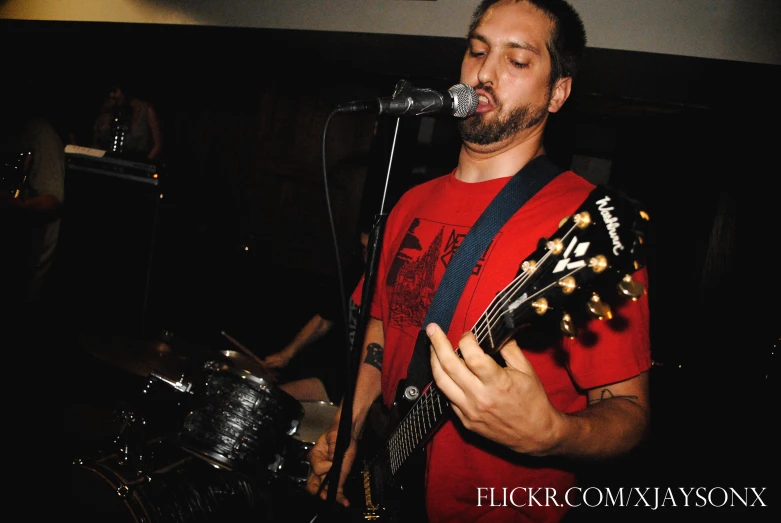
(108, 87), (126, 107)
(458, 0), (559, 147)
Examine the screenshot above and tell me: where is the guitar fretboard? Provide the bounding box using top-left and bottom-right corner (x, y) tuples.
(387, 383), (450, 474)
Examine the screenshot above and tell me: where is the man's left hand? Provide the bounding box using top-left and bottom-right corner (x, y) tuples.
(427, 322), (564, 456)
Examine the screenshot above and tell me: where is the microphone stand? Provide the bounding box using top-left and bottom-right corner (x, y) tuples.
(317, 115), (402, 521)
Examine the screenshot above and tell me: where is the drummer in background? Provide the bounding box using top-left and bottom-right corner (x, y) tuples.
(261, 225), (370, 404)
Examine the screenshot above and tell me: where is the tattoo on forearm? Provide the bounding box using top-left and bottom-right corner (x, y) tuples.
(364, 343), (383, 371)
(589, 388), (639, 404)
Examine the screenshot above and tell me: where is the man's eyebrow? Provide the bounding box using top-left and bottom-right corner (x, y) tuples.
(506, 40), (542, 56)
(468, 32), (489, 46)
(468, 32), (542, 56)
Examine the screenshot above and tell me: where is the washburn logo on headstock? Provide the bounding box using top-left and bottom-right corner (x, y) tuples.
(595, 195), (624, 256)
(549, 194), (626, 275)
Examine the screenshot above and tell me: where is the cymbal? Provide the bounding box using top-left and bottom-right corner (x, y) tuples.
(79, 334), (201, 379)
(211, 349), (277, 384)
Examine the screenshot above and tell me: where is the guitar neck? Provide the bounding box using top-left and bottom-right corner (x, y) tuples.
(385, 381), (450, 475)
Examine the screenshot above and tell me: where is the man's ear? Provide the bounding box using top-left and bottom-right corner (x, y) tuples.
(548, 77), (572, 113)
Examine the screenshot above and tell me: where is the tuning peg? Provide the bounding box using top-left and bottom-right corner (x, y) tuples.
(558, 212), (592, 229)
(560, 313), (578, 338)
(558, 276), (577, 294)
(587, 293), (612, 320)
(546, 238), (564, 255)
(532, 298), (549, 315)
(573, 211), (592, 229)
(617, 274), (645, 299)
(588, 255), (608, 273)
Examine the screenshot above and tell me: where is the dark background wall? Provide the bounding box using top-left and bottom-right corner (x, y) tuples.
(3, 19), (778, 367)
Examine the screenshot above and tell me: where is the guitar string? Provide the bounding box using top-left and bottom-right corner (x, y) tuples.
(472, 221), (578, 345)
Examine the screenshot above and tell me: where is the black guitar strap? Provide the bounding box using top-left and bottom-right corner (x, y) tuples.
(403, 154), (562, 399)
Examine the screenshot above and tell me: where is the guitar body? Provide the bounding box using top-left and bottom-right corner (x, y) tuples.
(358, 384), (430, 523)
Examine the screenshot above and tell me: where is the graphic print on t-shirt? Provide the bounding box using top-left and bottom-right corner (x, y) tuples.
(385, 217), (496, 331)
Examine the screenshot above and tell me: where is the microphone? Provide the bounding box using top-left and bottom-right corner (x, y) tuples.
(337, 80), (478, 118)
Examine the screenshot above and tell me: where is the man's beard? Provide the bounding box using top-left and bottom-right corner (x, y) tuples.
(458, 96), (548, 146)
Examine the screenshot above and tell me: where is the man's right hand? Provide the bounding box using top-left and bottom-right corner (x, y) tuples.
(305, 423), (359, 508)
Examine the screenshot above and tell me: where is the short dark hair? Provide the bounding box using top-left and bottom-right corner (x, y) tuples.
(108, 80), (136, 100)
(467, 0), (587, 86)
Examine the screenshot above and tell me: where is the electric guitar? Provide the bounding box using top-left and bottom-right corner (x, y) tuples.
(357, 185), (650, 522)
(0, 150), (32, 199)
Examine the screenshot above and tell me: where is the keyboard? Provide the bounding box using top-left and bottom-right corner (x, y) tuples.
(65, 145), (160, 186)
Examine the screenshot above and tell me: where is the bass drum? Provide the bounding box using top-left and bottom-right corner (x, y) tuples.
(70, 438), (269, 523)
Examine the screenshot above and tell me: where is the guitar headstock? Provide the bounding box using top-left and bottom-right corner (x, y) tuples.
(478, 185), (649, 354)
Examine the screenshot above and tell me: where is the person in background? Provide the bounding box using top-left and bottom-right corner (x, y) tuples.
(263, 226), (370, 404)
(305, 1), (651, 522)
(0, 82), (66, 309)
(92, 81), (162, 162)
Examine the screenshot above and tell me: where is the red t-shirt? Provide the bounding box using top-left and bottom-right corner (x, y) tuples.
(352, 169), (651, 522)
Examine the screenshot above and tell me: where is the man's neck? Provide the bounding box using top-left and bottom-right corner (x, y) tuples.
(455, 131), (547, 183)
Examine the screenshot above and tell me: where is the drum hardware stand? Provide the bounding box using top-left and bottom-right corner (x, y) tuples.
(147, 371), (193, 393)
(112, 406), (147, 473)
(141, 187), (162, 337)
(114, 454), (195, 498)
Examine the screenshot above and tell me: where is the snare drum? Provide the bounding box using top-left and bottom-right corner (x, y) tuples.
(179, 361), (304, 481)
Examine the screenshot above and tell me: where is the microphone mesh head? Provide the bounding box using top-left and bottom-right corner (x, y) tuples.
(448, 83), (479, 118)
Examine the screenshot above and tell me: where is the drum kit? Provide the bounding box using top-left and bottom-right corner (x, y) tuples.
(71, 329), (339, 523)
